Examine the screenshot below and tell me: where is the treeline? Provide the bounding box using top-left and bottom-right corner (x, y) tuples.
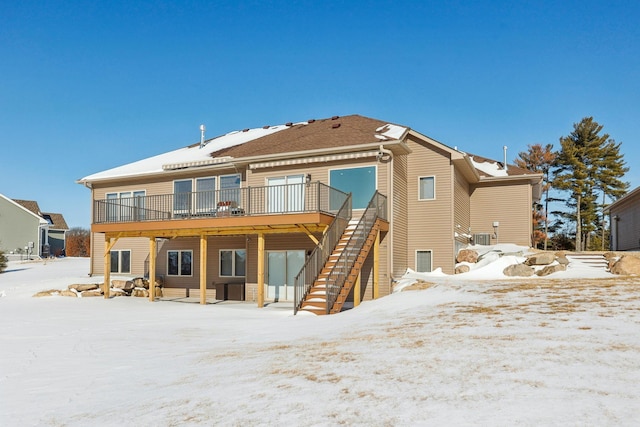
(65, 227), (91, 257)
(515, 117), (628, 251)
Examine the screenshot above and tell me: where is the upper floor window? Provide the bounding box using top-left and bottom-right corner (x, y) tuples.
(106, 191), (146, 221)
(220, 174), (241, 207)
(419, 176), (435, 200)
(330, 166), (376, 209)
(174, 174), (241, 215)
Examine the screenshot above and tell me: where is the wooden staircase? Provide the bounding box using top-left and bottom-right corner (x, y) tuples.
(298, 218), (382, 315)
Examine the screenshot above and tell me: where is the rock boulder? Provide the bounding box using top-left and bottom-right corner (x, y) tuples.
(610, 255), (640, 275)
(525, 252), (556, 266)
(503, 264), (534, 277)
(456, 249), (478, 264)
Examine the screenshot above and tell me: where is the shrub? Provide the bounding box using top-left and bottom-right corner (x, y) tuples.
(0, 250), (7, 273)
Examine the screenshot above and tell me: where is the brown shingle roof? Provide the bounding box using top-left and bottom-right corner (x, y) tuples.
(12, 199), (69, 229)
(13, 199), (42, 216)
(42, 212), (69, 230)
(208, 115), (395, 159)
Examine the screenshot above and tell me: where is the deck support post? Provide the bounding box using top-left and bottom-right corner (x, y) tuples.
(200, 234), (208, 305)
(257, 232), (265, 308)
(103, 236), (111, 299)
(354, 271), (361, 307)
(149, 237), (156, 302)
(373, 229), (380, 299)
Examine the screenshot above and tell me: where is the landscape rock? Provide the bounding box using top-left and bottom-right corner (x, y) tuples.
(525, 252), (556, 266)
(81, 290), (103, 297)
(111, 280), (130, 289)
(455, 264), (470, 274)
(503, 264), (534, 277)
(132, 288), (149, 297)
(536, 263), (567, 276)
(610, 255), (640, 275)
(60, 289), (78, 297)
(456, 249), (478, 264)
(556, 255), (570, 265)
(68, 283), (99, 292)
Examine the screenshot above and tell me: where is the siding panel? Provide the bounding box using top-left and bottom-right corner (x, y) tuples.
(470, 182), (532, 246)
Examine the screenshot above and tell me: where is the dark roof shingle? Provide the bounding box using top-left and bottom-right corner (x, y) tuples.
(209, 115), (393, 159)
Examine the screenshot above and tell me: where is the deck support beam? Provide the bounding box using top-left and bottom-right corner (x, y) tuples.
(200, 234), (208, 305)
(298, 224), (320, 247)
(149, 237), (156, 302)
(257, 232), (265, 308)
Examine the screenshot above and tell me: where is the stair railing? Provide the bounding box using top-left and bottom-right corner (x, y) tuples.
(293, 191), (352, 314)
(324, 191), (387, 314)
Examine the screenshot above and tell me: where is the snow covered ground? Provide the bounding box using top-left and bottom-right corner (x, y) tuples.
(1, 255), (639, 426)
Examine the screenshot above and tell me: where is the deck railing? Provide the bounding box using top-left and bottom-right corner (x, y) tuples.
(293, 193), (352, 314)
(323, 191), (387, 314)
(92, 182), (348, 224)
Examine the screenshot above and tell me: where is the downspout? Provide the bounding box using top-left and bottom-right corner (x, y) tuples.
(83, 181), (95, 276)
(378, 145), (394, 285)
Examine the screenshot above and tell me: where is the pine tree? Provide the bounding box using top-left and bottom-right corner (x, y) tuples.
(552, 117), (628, 251)
(515, 143), (556, 249)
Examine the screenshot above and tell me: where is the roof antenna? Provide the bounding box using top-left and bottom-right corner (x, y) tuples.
(503, 145), (508, 170)
(199, 124), (206, 148)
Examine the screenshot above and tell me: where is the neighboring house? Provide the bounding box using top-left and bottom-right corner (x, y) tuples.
(606, 186), (640, 251)
(40, 212), (70, 256)
(0, 194), (69, 258)
(78, 114), (542, 314)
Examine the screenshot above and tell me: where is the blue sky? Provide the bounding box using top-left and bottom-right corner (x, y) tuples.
(2, 1), (639, 228)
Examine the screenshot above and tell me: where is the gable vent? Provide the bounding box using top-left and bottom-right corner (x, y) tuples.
(331, 115), (340, 120)
(285, 122), (293, 126)
(332, 122), (341, 129)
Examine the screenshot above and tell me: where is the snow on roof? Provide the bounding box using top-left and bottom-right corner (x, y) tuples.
(468, 155), (509, 177)
(78, 124), (292, 182)
(375, 124), (407, 140)
(79, 118), (407, 183)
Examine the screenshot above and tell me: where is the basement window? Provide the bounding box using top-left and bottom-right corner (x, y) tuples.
(110, 250), (131, 274)
(416, 250), (432, 273)
(220, 249), (246, 277)
(168, 250), (192, 276)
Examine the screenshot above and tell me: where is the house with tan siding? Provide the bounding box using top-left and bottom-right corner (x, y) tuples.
(78, 115), (542, 314)
(606, 186), (640, 251)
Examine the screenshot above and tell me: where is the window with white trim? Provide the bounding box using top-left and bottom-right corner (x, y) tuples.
(219, 174), (241, 207)
(110, 250), (131, 274)
(220, 249), (246, 277)
(167, 250), (192, 276)
(416, 250), (432, 273)
(419, 176), (435, 200)
(106, 190), (146, 221)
